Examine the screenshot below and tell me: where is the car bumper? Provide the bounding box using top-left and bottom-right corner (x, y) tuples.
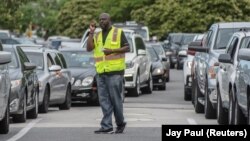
(152, 75), (165, 86)
(124, 71), (136, 89)
(71, 86), (97, 101)
(9, 86), (22, 114)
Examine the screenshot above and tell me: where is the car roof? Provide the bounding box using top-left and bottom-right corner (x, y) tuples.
(59, 47), (87, 52)
(213, 22), (250, 28)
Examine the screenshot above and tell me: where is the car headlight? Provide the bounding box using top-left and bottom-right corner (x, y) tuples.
(126, 61), (134, 69)
(187, 61), (192, 68)
(74, 79), (82, 86)
(11, 79), (21, 88)
(152, 68), (164, 75)
(82, 76), (94, 86)
(71, 77), (75, 85)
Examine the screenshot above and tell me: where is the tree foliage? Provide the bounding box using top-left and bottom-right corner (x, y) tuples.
(56, 0), (100, 38)
(132, 0), (250, 39)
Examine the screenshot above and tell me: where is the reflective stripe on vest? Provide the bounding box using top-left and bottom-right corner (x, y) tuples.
(112, 28), (118, 42)
(94, 53), (125, 62)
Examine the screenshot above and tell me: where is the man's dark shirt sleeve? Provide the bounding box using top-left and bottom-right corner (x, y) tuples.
(120, 31), (129, 50)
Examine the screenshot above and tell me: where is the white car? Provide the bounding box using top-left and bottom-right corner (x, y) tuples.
(183, 34), (204, 101)
(123, 29), (153, 96)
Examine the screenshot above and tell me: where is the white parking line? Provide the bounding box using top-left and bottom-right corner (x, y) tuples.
(7, 118), (42, 141)
(187, 118), (197, 125)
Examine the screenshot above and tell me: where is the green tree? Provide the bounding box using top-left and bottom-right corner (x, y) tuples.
(132, 0), (250, 40)
(100, 0), (155, 22)
(0, 0), (33, 31)
(56, 0), (100, 38)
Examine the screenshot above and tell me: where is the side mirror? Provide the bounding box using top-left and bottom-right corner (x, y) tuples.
(218, 54), (232, 63)
(49, 65), (62, 72)
(238, 48), (250, 61)
(188, 41), (209, 54)
(0, 52), (11, 64)
(138, 49), (146, 55)
(24, 62), (36, 70)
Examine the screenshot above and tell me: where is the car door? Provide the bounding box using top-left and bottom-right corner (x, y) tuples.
(0, 64), (8, 118)
(135, 37), (147, 83)
(16, 47), (35, 107)
(50, 52), (67, 103)
(220, 37), (238, 101)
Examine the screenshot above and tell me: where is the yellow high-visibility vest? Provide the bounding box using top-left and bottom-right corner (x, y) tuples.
(93, 26), (125, 74)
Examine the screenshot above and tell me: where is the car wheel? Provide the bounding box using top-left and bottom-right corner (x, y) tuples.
(141, 73), (153, 94)
(13, 92), (27, 123)
(204, 80), (216, 119)
(0, 101), (9, 134)
(234, 99), (246, 125)
(228, 90), (235, 125)
(27, 91), (38, 119)
(217, 86), (228, 124)
(184, 86), (191, 101)
(59, 85), (71, 110)
(194, 80), (204, 113)
(39, 86), (49, 113)
(128, 74), (140, 97)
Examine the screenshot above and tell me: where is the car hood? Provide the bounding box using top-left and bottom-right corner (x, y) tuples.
(9, 68), (22, 80)
(152, 61), (163, 70)
(69, 68), (96, 79)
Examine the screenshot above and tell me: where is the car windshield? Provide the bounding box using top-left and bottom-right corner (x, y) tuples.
(181, 35), (196, 45)
(147, 47), (159, 62)
(25, 52), (44, 70)
(61, 51), (94, 68)
(215, 28), (243, 49)
(151, 44), (165, 56)
(0, 32), (9, 38)
(133, 29), (148, 40)
(3, 48), (18, 68)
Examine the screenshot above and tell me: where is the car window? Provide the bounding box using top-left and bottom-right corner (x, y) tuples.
(58, 53), (67, 68)
(135, 37), (145, 54)
(240, 37), (250, 49)
(206, 30), (213, 48)
(47, 53), (55, 68)
(61, 51), (94, 68)
(17, 47), (29, 63)
(25, 52), (44, 70)
(147, 47), (159, 62)
(3, 48), (18, 68)
(50, 52), (63, 67)
(152, 44), (165, 56)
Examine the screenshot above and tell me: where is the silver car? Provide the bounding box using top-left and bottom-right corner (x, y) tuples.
(0, 51), (11, 134)
(21, 46), (72, 113)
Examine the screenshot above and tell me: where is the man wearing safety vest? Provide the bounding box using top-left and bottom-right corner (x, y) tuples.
(87, 13), (129, 134)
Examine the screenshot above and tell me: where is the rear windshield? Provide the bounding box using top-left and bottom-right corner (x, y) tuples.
(215, 28), (243, 49)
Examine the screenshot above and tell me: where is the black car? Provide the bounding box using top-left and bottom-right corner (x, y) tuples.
(146, 46), (166, 90)
(60, 48), (99, 105)
(3, 45), (39, 123)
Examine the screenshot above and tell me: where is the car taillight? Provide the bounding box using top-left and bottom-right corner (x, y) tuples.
(187, 50), (196, 56)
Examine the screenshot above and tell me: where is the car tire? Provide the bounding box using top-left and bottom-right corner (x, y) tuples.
(234, 99), (246, 125)
(184, 86), (191, 101)
(204, 81), (216, 119)
(39, 86), (49, 113)
(194, 80), (204, 113)
(141, 73), (153, 94)
(59, 85), (71, 110)
(27, 91), (38, 119)
(128, 74), (140, 97)
(0, 101), (9, 134)
(13, 93), (27, 123)
(217, 87), (228, 124)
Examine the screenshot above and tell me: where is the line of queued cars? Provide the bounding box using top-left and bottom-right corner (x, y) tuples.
(181, 22), (250, 125)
